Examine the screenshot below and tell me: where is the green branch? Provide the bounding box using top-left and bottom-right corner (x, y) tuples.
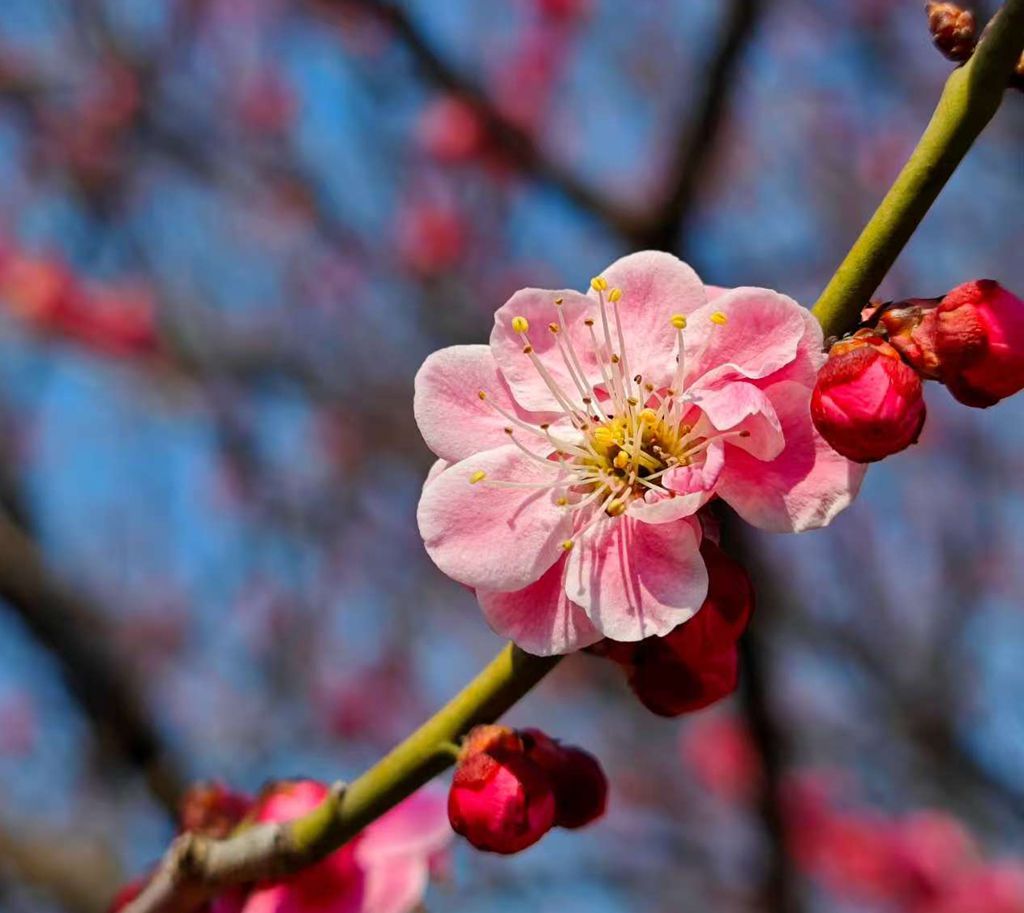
(812, 0), (1024, 340)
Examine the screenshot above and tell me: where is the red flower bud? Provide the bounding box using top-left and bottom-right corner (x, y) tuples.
(661, 540), (755, 663)
(589, 541), (754, 717)
(811, 335), (926, 463)
(178, 781), (253, 839)
(448, 725), (556, 854)
(520, 729), (608, 829)
(934, 280), (1024, 408)
(926, 2), (976, 61)
(629, 644), (739, 717)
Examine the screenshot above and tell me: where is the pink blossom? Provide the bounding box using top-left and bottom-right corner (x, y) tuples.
(415, 252), (864, 655)
(224, 780), (451, 913)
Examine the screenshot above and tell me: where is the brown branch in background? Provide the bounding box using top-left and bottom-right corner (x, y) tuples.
(336, 0), (645, 241)
(0, 511), (185, 816)
(638, 0), (764, 252)
(0, 814), (122, 913)
(726, 517), (803, 913)
(338, 0), (764, 252)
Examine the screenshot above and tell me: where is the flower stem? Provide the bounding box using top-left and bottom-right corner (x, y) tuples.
(291, 643), (559, 855)
(812, 0), (1024, 340)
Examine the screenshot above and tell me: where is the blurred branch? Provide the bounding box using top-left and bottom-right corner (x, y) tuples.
(812, 0), (1024, 338)
(0, 814), (121, 913)
(336, 0), (646, 241)
(728, 519), (802, 913)
(636, 0), (764, 251)
(0, 510), (185, 816)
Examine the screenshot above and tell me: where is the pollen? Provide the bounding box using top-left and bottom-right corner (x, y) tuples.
(555, 497), (569, 506)
(560, 539), (575, 551)
(548, 322), (560, 334)
(590, 276), (608, 292)
(511, 316), (530, 334)
(608, 287), (622, 303)
(670, 314), (687, 329)
(613, 451), (630, 470)
(469, 471), (487, 484)
(710, 311), (728, 326)
(554, 296), (564, 305)
(639, 408), (658, 425)
(606, 499), (626, 517)
(477, 390), (487, 400)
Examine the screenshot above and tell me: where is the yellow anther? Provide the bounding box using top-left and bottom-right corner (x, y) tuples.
(548, 322), (560, 334)
(477, 390), (487, 400)
(710, 311), (728, 326)
(627, 396), (639, 406)
(613, 451), (630, 470)
(606, 499), (627, 517)
(561, 539), (575, 551)
(511, 316), (530, 334)
(554, 297), (564, 305)
(608, 287), (622, 303)
(670, 314), (687, 329)
(590, 276), (608, 292)
(555, 497), (569, 507)
(469, 471), (487, 484)
(639, 408), (658, 425)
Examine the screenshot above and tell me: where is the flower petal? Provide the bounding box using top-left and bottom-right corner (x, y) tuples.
(595, 251), (707, 390)
(417, 446), (572, 591)
(689, 381), (784, 460)
(414, 345), (562, 462)
(684, 288), (810, 385)
(564, 515), (708, 641)
(716, 380), (867, 532)
(477, 556), (601, 656)
(358, 789), (451, 860)
(359, 856), (429, 913)
(491, 288), (599, 412)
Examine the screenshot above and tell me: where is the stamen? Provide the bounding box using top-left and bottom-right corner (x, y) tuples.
(470, 471), (486, 484)
(710, 311), (728, 326)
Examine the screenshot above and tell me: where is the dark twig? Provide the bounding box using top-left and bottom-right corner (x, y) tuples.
(0, 511), (185, 815)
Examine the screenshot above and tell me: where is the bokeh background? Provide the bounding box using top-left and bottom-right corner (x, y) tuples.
(0, 1), (1022, 911)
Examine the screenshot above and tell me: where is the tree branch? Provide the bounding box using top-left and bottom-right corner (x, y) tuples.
(812, 0), (1024, 339)
(0, 511), (185, 815)
(123, 644), (559, 913)
(636, 0), (764, 251)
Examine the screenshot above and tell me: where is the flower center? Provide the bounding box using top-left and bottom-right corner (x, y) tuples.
(475, 277), (742, 549)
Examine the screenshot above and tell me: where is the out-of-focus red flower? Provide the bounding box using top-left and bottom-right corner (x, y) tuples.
(236, 68), (296, 135)
(811, 334), (926, 462)
(0, 249), (160, 358)
(417, 96), (486, 163)
(519, 728), (607, 829)
(679, 713), (760, 802)
(396, 203), (465, 275)
(935, 280), (1024, 408)
(534, 0), (591, 23)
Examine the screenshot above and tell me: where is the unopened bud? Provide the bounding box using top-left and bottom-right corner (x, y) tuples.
(811, 334), (927, 463)
(926, 2), (976, 62)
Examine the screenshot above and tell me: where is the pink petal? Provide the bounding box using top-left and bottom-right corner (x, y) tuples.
(690, 381), (784, 461)
(490, 288), (599, 412)
(425, 459), (449, 485)
(704, 285), (729, 301)
(565, 515), (708, 641)
(357, 789), (451, 861)
(595, 251), (707, 390)
(417, 445), (572, 591)
(628, 445), (724, 524)
(477, 556), (601, 656)
(716, 380), (867, 532)
(414, 345), (563, 462)
(684, 288), (811, 386)
(358, 856), (429, 913)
